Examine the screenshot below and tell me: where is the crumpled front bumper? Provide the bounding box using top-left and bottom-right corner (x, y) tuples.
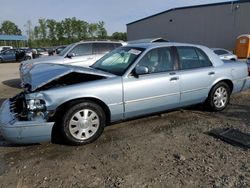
(0, 100), (54, 144)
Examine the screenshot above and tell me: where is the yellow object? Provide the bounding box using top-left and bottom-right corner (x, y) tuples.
(235, 34), (250, 59)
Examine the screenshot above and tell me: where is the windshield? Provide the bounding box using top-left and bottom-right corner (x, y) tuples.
(91, 47), (145, 76)
(58, 44), (73, 56)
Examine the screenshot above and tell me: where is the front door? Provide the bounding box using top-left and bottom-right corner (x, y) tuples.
(123, 47), (180, 118)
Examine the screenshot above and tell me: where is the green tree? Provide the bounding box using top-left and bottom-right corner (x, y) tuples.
(71, 18), (88, 40)
(46, 19), (57, 45)
(63, 18), (73, 41)
(38, 18), (47, 40)
(55, 21), (65, 44)
(0, 20), (22, 35)
(88, 23), (98, 39)
(111, 32), (127, 41)
(96, 21), (107, 39)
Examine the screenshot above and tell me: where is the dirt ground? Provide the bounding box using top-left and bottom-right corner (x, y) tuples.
(0, 63), (249, 188)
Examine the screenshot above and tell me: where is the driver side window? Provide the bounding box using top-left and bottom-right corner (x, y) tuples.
(137, 47), (174, 74)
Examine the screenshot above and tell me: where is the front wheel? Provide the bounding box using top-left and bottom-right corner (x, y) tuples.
(61, 101), (106, 145)
(206, 82), (230, 111)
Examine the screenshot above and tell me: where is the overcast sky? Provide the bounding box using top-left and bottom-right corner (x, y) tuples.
(0, 0), (234, 35)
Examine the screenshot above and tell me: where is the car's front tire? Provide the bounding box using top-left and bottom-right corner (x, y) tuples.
(206, 82), (230, 111)
(61, 101), (106, 145)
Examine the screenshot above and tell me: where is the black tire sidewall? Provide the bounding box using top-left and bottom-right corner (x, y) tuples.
(61, 101), (106, 145)
(207, 82), (230, 111)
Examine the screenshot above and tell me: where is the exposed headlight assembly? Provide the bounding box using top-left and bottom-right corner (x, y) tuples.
(27, 99), (46, 112)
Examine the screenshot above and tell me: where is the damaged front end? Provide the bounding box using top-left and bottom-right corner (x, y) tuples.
(1, 63), (114, 144)
(0, 92), (54, 144)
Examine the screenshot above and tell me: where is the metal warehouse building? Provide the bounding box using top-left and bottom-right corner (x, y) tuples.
(127, 0), (250, 50)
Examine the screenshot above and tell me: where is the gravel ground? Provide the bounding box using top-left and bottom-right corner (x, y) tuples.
(0, 63), (249, 188)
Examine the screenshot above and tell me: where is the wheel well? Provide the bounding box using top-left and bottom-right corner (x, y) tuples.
(52, 98), (111, 124)
(214, 79), (233, 93)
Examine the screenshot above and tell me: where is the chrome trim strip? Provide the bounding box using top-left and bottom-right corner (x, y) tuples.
(108, 102), (123, 106)
(125, 92), (180, 104)
(181, 87), (209, 94)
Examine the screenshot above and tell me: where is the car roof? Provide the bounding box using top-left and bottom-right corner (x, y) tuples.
(125, 42), (208, 50)
(75, 40), (122, 45)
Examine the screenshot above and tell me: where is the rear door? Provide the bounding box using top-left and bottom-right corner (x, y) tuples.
(176, 46), (216, 106)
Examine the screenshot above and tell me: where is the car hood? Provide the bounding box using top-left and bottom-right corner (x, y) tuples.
(22, 63), (115, 92)
(23, 55), (64, 64)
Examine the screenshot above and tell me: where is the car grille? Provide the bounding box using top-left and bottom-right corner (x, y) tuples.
(9, 93), (27, 120)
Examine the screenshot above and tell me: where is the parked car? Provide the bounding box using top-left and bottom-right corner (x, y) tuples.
(35, 48), (49, 57)
(48, 46), (67, 56)
(0, 46), (13, 52)
(1, 42), (250, 145)
(19, 41), (123, 82)
(211, 48), (237, 61)
(0, 49), (17, 62)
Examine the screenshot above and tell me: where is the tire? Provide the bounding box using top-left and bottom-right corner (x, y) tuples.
(0, 58), (3, 63)
(25, 56), (31, 60)
(206, 82), (231, 111)
(61, 101), (106, 145)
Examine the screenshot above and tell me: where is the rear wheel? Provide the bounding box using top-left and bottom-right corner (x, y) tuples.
(206, 82), (230, 111)
(61, 101), (106, 145)
(0, 58), (3, 63)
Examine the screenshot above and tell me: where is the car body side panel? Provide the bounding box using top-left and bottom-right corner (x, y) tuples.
(26, 77), (124, 122)
(123, 72), (180, 118)
(179, 66), (216, 106)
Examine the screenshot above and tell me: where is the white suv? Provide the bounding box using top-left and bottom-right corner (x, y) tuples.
(20, 41), (123, 78)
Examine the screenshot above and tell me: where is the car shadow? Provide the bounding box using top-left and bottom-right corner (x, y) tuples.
(2, 79), (21, 89)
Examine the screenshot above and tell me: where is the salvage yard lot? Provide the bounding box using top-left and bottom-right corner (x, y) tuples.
(0, 63), (249, 187)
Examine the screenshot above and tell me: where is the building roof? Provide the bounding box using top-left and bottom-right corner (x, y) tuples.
(0, 35), (27, 41)
(127, 0), (250, 25)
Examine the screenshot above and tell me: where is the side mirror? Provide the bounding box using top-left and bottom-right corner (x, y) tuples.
(135, 65), (149, 76)
(67, 53), (75, 58)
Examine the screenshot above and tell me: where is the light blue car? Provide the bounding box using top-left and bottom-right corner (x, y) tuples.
(0, 42), (250, 145)
(0, 49), (16, 62)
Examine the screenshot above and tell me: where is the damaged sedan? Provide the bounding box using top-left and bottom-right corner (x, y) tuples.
(0, 42), (250, 145)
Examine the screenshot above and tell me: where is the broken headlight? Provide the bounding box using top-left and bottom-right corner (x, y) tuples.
(27, 99), (46, 112)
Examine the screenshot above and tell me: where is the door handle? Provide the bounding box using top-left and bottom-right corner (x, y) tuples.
(170, 77), (179, 81)
(87, 57), (94, 60)
(208, 72), (215, 75)
(208, 71), (215, 75)
(169, 72), (176, 75)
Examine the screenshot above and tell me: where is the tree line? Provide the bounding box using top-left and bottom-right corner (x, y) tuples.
(0, 18), (127, 47)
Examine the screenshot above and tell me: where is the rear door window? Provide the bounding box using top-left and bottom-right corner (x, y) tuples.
(70, 43), (93, 56)
(93, 43), (121, 54)
(177, 47), (212, 70)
